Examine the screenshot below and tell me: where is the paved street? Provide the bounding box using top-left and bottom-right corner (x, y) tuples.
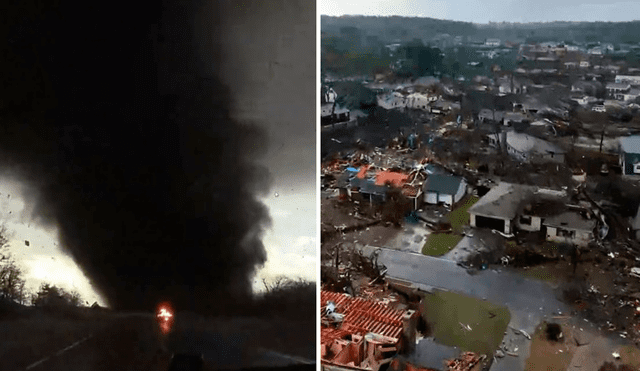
(9, 313), (314, 371)
(362, 246), (571, 371)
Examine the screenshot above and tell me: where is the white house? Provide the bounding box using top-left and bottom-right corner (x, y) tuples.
(516, 198), (568, 233)
(422, 174), (467, 208)
(606, 82), (631, 99)
(505, 131), (565, 163)
(619, 136), (640, 176)
(469, 182), (570, 236)
(615, 75), (640, 86)
(405, 92), (438, 110)
(468, 183), (533, 235)
(324, 87), (338, 103)
(622, 89), (640, 102)
(544, 211), (596, 248)
(377, 92), (406, 110)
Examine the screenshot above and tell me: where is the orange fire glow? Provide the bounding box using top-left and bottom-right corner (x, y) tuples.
(156, 302), (174, 335)
(158, 308), (173, 321)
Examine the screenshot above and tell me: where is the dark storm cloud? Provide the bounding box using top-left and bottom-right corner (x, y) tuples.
(1, 1), (273, 312)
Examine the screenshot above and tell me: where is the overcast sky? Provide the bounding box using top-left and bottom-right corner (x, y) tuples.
(202, 0), (317, 293)
(321, 0), (640, 23)
(1, 179), (105, 306)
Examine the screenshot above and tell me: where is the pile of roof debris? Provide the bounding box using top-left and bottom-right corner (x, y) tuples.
(445, 352), (485, 371)
(388, 352), (485, 371)
(320, 289), (419, 371)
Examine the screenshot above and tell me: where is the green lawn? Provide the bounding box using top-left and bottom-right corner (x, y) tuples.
(422, 196), (479, 256)
(422, 233), (463, 256)
(421, 290), (511, 357)
(447, 196), (479, 233)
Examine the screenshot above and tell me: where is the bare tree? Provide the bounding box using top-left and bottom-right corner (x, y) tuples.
(262, 276), (290, 293)
(382, 184), (411, 227)
(0, 224), (27, 304)
(0, 261), (26, 302)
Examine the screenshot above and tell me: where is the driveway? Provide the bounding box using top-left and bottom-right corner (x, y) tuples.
(385, 222), (431, 254)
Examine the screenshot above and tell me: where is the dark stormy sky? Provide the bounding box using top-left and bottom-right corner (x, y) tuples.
(209, 1), (317, 292)
(1, 0), (316, 310)
(321, 0), (640, 23)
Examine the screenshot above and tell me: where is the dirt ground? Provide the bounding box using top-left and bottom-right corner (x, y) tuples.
(321, 196), (401, 257)
(525, 321), (577, 371)
(525, 317), (640, 371)
(507, 245), (640, 327)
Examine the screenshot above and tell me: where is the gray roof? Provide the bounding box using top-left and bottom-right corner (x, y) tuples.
(504, 112), (528, 122)
(468, 183), (536, 220)
(620, 136), (640, 154)
(506, 132), (564, 156)
(543, 211), (596, 232)
(606, 82), (631, 90)
(423, 174), (465, 195)
(350, 177), (387, 195)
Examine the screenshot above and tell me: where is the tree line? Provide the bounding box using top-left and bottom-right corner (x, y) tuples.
(0, 226), (84, 308)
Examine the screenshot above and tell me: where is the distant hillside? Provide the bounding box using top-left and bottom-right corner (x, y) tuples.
(321, 15), (640, 45)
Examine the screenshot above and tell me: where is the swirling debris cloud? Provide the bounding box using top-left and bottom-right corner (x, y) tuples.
(1, 0), (274, 312)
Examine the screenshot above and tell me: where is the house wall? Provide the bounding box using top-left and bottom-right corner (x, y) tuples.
(516, 215), (542, 232)
(623, 151), (640, 175)
(534, 152), (565, 164)
(508, 145), (565, 164)
(546, 226), (593, 247)
(507, 145), (527, 162)
(408, 191), (423, 210)
(470, 213), (511, 234)
(424, 187), (462, 207)
(453, 180), (467, 204)
(425, 192), (438, 204)
(438, 194), (453, 206)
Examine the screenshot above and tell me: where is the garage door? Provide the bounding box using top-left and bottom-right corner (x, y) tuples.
(475, 215), (505, 232)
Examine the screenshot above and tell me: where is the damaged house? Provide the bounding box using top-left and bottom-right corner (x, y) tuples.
(495, 131), (565, 164)
(544, 209), (597, 248)
(468, 182), (531, 235)
(321, 290), (418, 371)
(378, 91), (407, 110)
(422, 174), (467, 208)
(469, 182), (599, 246)
(405, 92), (439, 110)
(339, 165), (423, 210)
(619, 135), (640, 176)
(516, 192), (570, 232)
(321, 86), (353, 127)
(477, 108), (505, 125)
